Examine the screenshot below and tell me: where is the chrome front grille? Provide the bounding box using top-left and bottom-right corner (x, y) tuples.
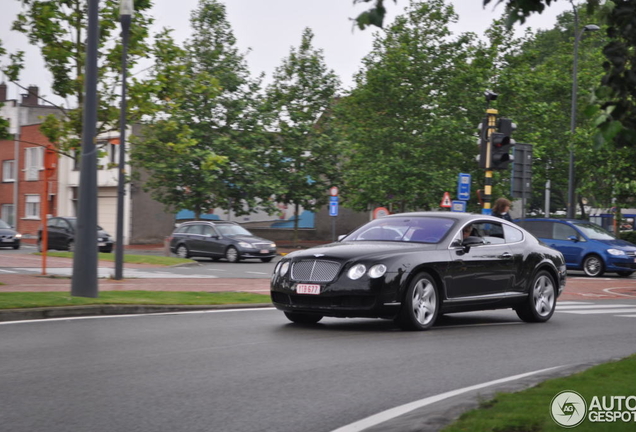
(291, 260), (341, 282)
(626, 251), (636, 257)
(254, 242), (272, 249)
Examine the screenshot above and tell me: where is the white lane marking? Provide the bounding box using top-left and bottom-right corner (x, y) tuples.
(557, 301), (592, 305)
(616, 315), (636, 318)
(559, 308), (636, 315)
(603, 287), (636, 298)
(0, 307), (277, 325)
(246, 271), (269, 275)
(556, 304), (631, 310)
(0, 269), (16, 273)
(330, 366), (565, 432)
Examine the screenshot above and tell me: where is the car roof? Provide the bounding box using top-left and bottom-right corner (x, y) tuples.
(180, 220), (237, 225)
(516, 218), (588, 224)
(385, 211), (506, 224)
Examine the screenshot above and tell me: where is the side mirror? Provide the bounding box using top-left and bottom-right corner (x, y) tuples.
(568, 235), (578, 242)
(337, 235), (347, 242)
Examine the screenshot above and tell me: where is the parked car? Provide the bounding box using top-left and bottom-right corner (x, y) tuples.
(168, 220), (277, 263)
(37, 216), (114, 253)
(270, 212), (566, 330)
(516, 218), (636, 277)
(0, 219), (21, 249)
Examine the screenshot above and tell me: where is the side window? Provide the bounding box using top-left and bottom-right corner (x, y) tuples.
(202, 225), (214, 236)
(175, 225), (189, 233)
(47, 218), (59, 228)
(519, 221), (553, 239)
(188, 224), (204, 235)
(472, 222), (506, 245)
(503, 224), (524, 243)
(553, 223), (578, 241)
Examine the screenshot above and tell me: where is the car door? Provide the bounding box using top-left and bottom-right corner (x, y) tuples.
(199, 225), (224, 257)
(446, 220), (515, 299)
(185, 224), (205, 255)
(45, 218), (62, 249)
(547, 222), (587, 267)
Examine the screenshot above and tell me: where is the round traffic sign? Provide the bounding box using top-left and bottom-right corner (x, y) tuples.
(330, 186), (339, 197)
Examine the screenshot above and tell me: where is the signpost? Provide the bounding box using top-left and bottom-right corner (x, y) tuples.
(457, 173), (471, 201)
(440, 192), (452, 208)
(451, 201), (467, 213)
(329, 187), (338, 241)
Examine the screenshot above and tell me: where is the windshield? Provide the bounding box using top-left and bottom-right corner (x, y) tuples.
(216, 224), (252, 237)
(0, 219), (11, 229)
(574, 222), (616, 240)
(345, 217), (456, 244)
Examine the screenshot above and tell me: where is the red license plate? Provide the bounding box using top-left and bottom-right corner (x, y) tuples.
(296, 284), (321, 295)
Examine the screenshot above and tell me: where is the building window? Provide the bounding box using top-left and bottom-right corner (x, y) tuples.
(1, 204), (15, 226)
(2, 160), (15, 182)
(25, 194), (40, 219)
(25, 147), (43, 181)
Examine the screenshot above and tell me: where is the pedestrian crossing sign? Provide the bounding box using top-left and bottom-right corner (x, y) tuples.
(440, 192), (452, 208)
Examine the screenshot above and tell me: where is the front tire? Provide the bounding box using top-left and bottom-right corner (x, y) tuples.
(583, 254), (604, 277)
(13, 244), (20, 250)
(284, 312), (323, 324)
(225, 246), (240, 263)
(516, 270), (556, 323)
(395, 272), (439, 331)
(260, 257), (273, 263)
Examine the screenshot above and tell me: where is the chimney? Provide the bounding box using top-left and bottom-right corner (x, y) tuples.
(21, 86), (39, 106)
(0, 82), (6, 102)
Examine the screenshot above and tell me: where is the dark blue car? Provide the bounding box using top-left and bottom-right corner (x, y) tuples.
(516, 218), (636, 277)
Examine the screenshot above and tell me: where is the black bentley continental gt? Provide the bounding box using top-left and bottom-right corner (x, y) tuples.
(270, 212), (567, 331)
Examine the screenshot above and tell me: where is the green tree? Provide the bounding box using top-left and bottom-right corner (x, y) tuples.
(335, 0), (504, 213)
(8, 0), (154, 156)
(132, 0), (272, 219)
(264, 27), (341, 243)
(0, 40), (11, 139)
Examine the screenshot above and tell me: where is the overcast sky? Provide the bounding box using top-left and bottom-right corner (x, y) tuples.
(0, 0), (574, 104)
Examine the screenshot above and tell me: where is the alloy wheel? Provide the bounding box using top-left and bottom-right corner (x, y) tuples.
(533, 274), (555, 317)
(411, 278), (437, 326)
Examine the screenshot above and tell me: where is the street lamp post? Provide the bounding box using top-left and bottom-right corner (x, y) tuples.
(71, 0), (100, 298)
(114, 0), (134, 280)
(567, 19), (600, 219)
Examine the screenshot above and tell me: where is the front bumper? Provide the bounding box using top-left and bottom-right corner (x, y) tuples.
(605, 256), (636, 272)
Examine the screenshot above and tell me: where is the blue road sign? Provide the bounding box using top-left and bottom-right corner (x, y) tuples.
(451, 200), (466, 213)
(329, 196), (339, 216)
(457, 173), (471, 201)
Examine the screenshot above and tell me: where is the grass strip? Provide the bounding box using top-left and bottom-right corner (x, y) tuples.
(0, 291), (270, 309)
(35, 252), (194, 266)
(442, 353), (636, 432)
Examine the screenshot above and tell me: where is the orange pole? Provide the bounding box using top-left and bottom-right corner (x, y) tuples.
(41, 170), (48, 275)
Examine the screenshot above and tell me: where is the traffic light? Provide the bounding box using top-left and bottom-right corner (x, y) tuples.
(490, 118), (515, 170)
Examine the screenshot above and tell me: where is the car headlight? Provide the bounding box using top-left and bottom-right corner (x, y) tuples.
(270, 243), (276, 248)
(607, 248), (626, 256)
(348, 264), (367, 280)
(15, 234), (22, 239)
(238, 241), (255, 249)
(279, 261), (290, 277)
(368, 264), (387, 279)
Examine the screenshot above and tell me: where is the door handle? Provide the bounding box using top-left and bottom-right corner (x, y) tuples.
(500, 252), (512, 259)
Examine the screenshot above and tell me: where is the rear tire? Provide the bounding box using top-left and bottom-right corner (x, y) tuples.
(516, 270), (556, 323)
(395, 272), (439, 331)
(583, 254), (604, 277)
(284, 312), (323, 324)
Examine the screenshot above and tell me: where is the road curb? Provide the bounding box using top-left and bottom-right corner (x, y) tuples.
(0, 303), (273, 322)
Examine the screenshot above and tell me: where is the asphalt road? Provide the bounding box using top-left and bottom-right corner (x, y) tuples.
(2, 302), (636, 432)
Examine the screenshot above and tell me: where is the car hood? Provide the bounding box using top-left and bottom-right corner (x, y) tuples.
(0, 228), (17, 235)
(231, 235), (272, 244)
(284, 241), (438, 261)
(595, 238), (636, 250)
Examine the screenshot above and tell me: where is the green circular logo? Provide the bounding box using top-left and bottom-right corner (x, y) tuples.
(550, 390), (587, 428)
